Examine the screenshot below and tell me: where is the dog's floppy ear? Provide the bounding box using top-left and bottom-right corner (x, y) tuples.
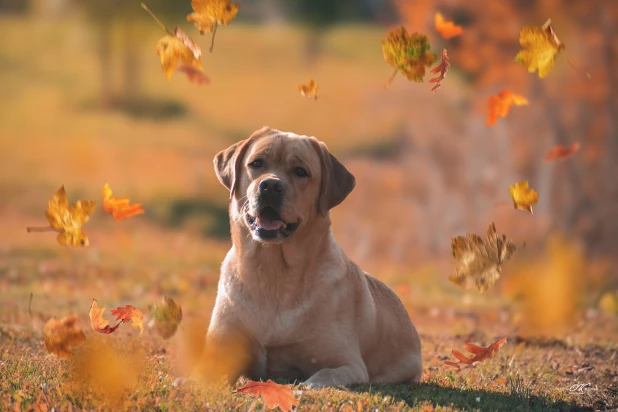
(311, 139), (356, 216)
(214, 126), (270, 198)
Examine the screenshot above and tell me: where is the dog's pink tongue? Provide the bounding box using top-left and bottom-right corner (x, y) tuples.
(257, 216), (284, 231)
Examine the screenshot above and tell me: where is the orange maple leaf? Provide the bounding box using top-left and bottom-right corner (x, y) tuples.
(90, 299), (121, 334)
(111, 305), (144, 334)
(486, 90), (528, 126)
(177, 64), (211, 85)
(543, 142), (580, 162)
(103, 183), (144, 221)
(435, 12), (463, 40)
(236, 380), (299, 412)
(298, 77), (318, 100)
(444, 337), (507, 369)
(429, 49), (450, 93)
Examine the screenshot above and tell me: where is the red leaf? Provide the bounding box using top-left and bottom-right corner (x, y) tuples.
(236, 380), (299, 412)
(177, 64), (211, 85)
(543, 143), (580, 162)
(429, 49), (450, 93)
(444, 337), (507, 369)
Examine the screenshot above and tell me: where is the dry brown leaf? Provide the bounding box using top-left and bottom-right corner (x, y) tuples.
(449, 223), (516, 293)
(43, 315), (86, 359)
(177, 64), (211, 85)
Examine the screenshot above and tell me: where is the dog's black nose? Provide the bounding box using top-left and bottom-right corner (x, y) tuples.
(259, 178), (285, 195)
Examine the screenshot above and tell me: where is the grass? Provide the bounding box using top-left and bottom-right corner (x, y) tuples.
(0, 14), (617, 412)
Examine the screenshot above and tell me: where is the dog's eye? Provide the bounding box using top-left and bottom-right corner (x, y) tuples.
(249, 159), (263, 168)
(294, 167), (309, 177)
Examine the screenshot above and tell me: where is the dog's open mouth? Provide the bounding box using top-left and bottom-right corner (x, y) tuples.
(246, 206), (298, 240)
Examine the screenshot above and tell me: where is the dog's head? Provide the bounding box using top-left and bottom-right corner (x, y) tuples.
(214, 127), (355, 243)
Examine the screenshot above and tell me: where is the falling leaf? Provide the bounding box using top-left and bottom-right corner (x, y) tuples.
(444, 337), (507, 369)
(187, 0), (239, 34)
(156, 27), (203, 81)
(429, 49), (450, 93)
(43, 315), (86, 359)
(598, 291), (618, 315)
(111, 305), (144, 334)
(177, 64), (211, 85)
(236, 380), (299, 412)
(298, 77), (318, 100)
(382, 27), (437, 84)
(187, 0), (239, 52)
(486, 90), (528, 126)
(509, 181), (539, 214)
(434, 12), (463, 39)
(27, 186), (96, 247)
(148, 296), (183, 339)
(89, 299), (121, 334)
(103, 183), (145, 221)
(543, 143), (580, 162)
(449, 223), (516, 293)
(515, 18), (565, 78)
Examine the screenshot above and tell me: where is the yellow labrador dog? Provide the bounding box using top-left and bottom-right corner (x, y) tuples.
(198, 126), (422, 388)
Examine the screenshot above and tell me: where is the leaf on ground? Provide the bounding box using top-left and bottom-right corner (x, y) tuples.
(515, 18), (565, 78)
(148, 296), (183, 339)
(486, 90), (528, 126)
(429, 49), (450, 93)
(449, 223), (516, 293)
(509, 181), (539, 214)
(28, 186), (96, 247)
(187, 0), (239, 34)
(103, 183), (144, 221)
(236, 380), (299, 412)
(444, 337), (507, 369)
(298, 77), (318, 100)
(156, 27), (203, 81)
(43, 315), (87, 359)
(111, 305), (144, 334)
(177, 64), (211, 85)
(89, 299), (121, 334)
(382, 27), (437, 83)
(543, 143), (580, 162)
(434, 12), (463, 39)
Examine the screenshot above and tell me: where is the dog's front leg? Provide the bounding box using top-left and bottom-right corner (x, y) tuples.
(304, 363), (369, 388)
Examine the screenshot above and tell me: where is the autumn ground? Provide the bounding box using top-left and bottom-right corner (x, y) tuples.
(1, 14), (617, 412)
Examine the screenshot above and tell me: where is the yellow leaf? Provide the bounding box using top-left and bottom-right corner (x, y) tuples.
(297, 77), (318, 100)
(450, 223), (516, 293)
(382, 27), (437, 83)
(599, 291), (618, 315)
(187, 0), (239, 34)
(43, 315), (86, 359)
(36, 186), (95, 247)
(515, 18), (565, 78)
(156, 27), (203, 81)
(509, 181), (539, 214)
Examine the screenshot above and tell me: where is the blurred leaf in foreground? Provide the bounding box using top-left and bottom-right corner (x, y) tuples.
(450, 223), (516, 293)
(382, 27), (437, 85)
(44, 315), (87, 359)
(148, 296), (183, 339)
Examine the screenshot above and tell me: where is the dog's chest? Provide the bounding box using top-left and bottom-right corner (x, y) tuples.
(224, 276), (319, 345)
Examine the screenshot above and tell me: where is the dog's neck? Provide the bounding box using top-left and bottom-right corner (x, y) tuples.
(227, 211), (343, 283)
